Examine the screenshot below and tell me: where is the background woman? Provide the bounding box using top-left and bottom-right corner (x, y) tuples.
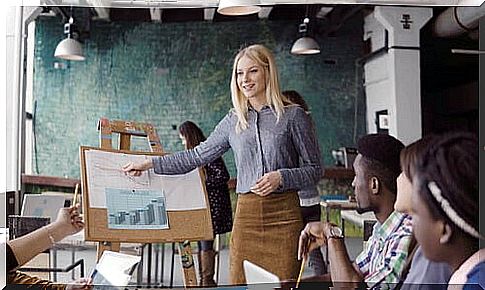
(123, 44), (322, 284)
(178, 120), (233, 287)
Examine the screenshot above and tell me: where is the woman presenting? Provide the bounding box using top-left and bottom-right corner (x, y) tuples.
(123, 44), (322, 284)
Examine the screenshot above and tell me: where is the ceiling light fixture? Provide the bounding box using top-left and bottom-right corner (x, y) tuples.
(217, 0), (261, 16)
(291, 17), (320, 55)
(451, 48), (485, 54)
(54, 16), (85, 61)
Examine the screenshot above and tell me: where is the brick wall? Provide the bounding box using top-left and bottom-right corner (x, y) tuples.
(33, 16), (366, 178)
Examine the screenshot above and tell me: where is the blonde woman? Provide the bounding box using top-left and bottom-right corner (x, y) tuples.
(123, 44), (322, 284)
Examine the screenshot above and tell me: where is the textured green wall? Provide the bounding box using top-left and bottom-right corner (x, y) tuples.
(33, 16), (366, 178)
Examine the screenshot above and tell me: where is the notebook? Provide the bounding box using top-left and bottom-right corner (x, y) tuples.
(243, 260), (281, 289)
(90, 250), (140, 289)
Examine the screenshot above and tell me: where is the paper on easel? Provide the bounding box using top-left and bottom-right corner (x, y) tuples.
(91, 251), (141, 287)
(105, 188), (169, 229)
(85, 150), (151, 207)
(84, 149), (207, 211)
(151, 169), (207, 211)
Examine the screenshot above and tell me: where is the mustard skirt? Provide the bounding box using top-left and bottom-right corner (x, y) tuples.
(229, 192), (303, 285)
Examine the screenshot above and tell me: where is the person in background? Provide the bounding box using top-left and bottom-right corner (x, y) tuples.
(4, 204), (92, 289)
(282, 90), (326, 276)
(395, 135), (452, 289)
(123, 44), (322, 284)
(299, 134), (413, 289)
(411, 132), (483, 290)
(178, 120), (233, 287)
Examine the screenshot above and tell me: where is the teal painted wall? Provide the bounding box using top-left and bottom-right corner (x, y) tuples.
(33, 16), (366, 178)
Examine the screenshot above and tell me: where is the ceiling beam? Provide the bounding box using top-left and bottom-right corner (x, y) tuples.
(23, 7), (44, 24)
(258, 7), (272, 18)
(204, 8), (216, 21)
(42, 0), (68, 21)
(321, 5), (363, 36)
(150, 7), (163, 22)
(316, 6), (333, 18)
(85, 0), (111, 20)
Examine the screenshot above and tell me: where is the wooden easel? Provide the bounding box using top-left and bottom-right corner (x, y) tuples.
(96, 117), (198, 287)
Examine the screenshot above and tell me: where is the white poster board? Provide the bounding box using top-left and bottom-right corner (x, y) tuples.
(84, 149), (207, 211)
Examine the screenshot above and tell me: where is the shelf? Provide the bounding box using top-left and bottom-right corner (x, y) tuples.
(22, 174), (80, 189)
(322, 167), (355, 179)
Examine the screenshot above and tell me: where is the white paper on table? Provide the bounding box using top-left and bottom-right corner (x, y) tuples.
(92, 250), (141, 287)
(85, 150), (151, 208)
(151, 169), (207, 211)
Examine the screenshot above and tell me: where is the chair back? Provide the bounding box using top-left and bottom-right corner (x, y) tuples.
(8, 215), (50, 240)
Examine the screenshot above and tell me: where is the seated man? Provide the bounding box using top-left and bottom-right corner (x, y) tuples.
(299, 134), (413, 289)
(3, 204), (92, 290)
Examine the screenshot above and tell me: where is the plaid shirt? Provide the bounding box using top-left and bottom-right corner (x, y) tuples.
(354, 211), (413, 289)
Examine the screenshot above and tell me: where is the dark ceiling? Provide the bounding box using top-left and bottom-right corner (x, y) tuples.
(52, 4), (359, 24)
(48, 5), (479, 93)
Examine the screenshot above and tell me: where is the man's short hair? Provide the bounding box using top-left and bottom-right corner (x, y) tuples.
(357, 134), (405, 194)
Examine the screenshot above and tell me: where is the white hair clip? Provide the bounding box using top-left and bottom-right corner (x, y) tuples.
(427, 181), (484, 240)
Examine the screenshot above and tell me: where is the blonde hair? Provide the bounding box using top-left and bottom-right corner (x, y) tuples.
(230, 44), (289, 133)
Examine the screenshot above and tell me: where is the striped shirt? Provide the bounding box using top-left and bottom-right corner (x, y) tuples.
(355, 211), (413, 289)
(152, 105), (322, 194)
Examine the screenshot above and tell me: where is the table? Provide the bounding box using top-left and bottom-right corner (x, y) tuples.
(340, 210), (377, 241)
(320, 200), (358, 266)
(51, 231), (93, 281)
(320, 200), (359, 224)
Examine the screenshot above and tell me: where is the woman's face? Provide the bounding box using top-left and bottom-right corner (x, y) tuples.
(236, 55), (266, 103)
(179, 134), (186, 147)
(411, 178), (446, 262)
(395, 172), (413, 214)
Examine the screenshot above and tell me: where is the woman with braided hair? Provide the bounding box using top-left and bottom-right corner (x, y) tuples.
(411, 132), (483, 290)
(395, 135), (452, 288)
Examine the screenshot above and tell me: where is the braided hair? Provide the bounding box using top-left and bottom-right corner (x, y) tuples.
(415, 132), (479, 239)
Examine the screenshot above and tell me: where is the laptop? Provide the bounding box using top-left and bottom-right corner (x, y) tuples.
(90, 250), (140, 289)
(243, 260), (281, 289)
(21, 194), (67, 222)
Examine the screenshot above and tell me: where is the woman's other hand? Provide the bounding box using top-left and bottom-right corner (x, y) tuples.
(251, 171), (282, 197)
(122, 159), (153, 176)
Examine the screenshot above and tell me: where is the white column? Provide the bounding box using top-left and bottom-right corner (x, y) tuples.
(6, 5), (23, 193)
(24, 21), (36, 175)
(364, 6), (432, 145)
(23, 7), (43, 175)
